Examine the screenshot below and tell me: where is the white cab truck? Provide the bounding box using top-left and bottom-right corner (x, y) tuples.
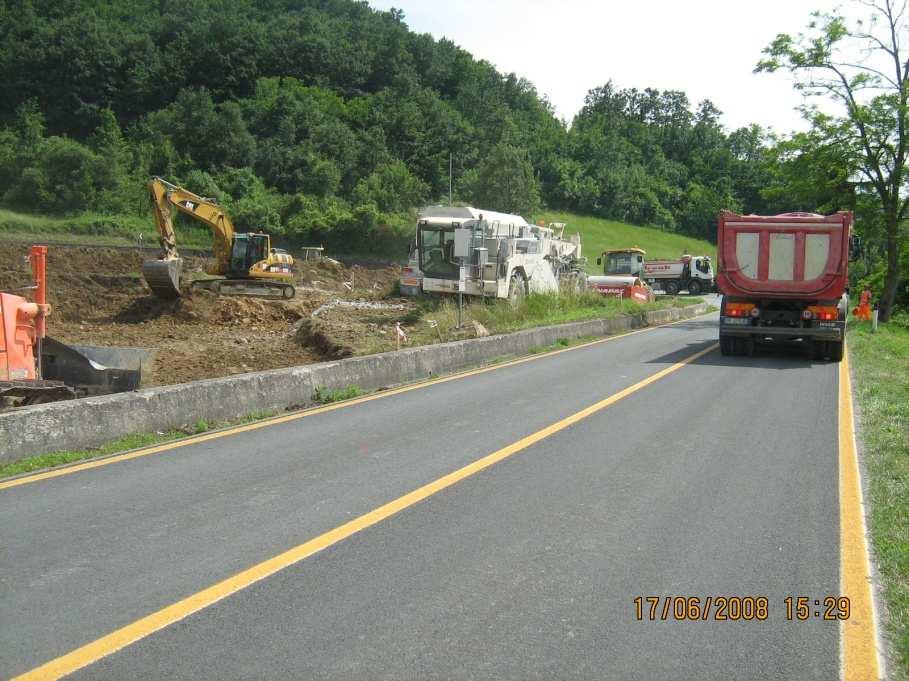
(402, 206), (586, 303)
(642, 254), (715, 295)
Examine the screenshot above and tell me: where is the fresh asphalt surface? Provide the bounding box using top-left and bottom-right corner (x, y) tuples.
(1, 301), (842, 680)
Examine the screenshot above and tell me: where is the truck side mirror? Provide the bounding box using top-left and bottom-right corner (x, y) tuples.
(849, 235), (863, 261)
(596, 257), (602, 266)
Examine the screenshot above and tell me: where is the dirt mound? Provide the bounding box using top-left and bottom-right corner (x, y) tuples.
(113, 291), (308, 327)
(295, 318), (354, 360)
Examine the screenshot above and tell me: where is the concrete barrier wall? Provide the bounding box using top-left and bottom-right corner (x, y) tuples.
(0, 303), (708, 462)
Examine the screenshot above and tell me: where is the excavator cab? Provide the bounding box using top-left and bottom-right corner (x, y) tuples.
(229, 233), (269, 277)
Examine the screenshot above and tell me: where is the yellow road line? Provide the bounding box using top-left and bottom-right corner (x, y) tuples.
(839, 349), (882, 681)
(12, 343), (716, 680)
(1, 313), (710, 491)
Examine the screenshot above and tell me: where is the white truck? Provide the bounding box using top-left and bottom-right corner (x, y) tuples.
(402, 206), (586, 303)
(642, 254), (715, 295)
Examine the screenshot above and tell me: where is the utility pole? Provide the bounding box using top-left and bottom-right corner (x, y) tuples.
(449, 153), (453, 206)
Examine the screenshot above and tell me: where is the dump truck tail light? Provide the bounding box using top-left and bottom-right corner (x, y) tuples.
(726, 302), (756, 317)
(807, 305), (838, 321)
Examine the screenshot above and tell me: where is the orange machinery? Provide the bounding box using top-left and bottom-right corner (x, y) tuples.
(0, 246), (74, 404)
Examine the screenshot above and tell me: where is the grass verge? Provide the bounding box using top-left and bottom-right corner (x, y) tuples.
(0, 409), (277, 479)
(848, 320), (909, 678)
(355, 292), (703, 354)
(312, 385), (365, 404)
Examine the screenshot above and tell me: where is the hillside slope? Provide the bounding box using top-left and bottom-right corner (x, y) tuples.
(540, 211), (716, 268)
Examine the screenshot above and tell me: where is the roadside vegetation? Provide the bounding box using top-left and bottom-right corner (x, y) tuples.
(0, 429), (187, 479)
(312, 385), (365, 404)
(848, 319), (909, 677)
(352, 292), (703, 355)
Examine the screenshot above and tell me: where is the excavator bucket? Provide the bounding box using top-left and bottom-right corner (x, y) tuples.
(41, 337), (145, 396)
(142, 258), (183, 298)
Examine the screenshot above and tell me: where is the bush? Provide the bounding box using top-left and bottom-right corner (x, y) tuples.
(351, 160), (428, 212)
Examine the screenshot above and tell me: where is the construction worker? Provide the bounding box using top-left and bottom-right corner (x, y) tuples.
(852, 286), (873, 320)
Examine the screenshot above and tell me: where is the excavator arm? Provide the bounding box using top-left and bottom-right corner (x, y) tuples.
(152, 178), (236, 271)
(148, 177), (179, 261)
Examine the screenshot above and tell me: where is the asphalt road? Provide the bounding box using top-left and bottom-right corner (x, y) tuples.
(1, 305), (845, 680)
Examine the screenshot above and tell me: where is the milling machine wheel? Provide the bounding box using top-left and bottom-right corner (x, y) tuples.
(508, 271), (527, 306)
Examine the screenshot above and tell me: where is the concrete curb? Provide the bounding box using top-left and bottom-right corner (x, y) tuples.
(0, 303), (709, 462)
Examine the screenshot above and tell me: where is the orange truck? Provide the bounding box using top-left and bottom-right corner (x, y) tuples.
(1, 246), (144, 407)
(716, 211), (858, 361)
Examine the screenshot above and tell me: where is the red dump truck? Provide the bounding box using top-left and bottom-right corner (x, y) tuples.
(716, 211), (857, 361)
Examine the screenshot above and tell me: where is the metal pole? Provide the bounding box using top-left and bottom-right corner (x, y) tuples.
(458, 291), (463, 328)
(30, 245), (48, 379)
(449, 153), (453, 207)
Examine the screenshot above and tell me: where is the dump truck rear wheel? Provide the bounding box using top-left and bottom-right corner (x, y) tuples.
(720, 334), (734, 356)
(743, 336), (755, 356)
(664, 280), (679, 295)
(812, 340), (825, 360)
(828, 340), (844, 362)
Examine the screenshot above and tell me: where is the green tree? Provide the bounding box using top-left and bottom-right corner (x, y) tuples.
(757, 1), (909, 320)
(468, 141), (541, 216)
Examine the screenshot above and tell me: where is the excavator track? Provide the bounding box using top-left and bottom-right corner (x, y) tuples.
(190, 278), (295, 299)
(142, 258), (183, 298)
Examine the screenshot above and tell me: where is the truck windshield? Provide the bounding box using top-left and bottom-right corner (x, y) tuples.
(418, 225), (459, 279)
(604, 252), (639, 275)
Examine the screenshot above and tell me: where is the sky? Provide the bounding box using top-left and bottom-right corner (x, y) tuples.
(367, 0), (853, 134)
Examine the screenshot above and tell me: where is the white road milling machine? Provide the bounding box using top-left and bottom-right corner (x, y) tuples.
(410, 206), (586, 303)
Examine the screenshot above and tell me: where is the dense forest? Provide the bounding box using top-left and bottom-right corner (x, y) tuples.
(0, 0), (783, 244)
(0, 0), (902, 308)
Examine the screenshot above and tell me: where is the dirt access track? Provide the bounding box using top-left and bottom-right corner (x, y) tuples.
(0, 243), (411, 387)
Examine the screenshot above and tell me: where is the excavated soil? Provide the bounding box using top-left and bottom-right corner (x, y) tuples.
(0, 244), (410, 387)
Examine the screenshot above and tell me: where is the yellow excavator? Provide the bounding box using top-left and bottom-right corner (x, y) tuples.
(142, 177), (296, 299)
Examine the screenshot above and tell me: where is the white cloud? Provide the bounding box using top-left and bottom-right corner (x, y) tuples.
(369, 0), (854, 133)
